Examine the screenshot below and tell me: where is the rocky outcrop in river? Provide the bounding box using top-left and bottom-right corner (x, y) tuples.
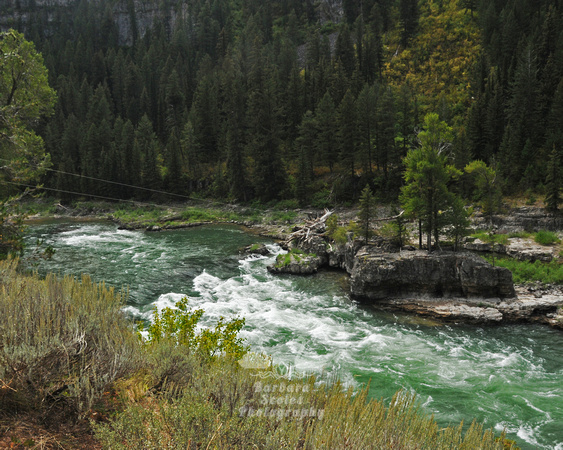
(265, 234), (562, 327)
(349, 248), (515, 300)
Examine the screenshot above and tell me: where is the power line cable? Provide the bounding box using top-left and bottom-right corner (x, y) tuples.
(0, 157), (233, 207)
(2, 180), (187, 211)
(45, 166), (195, 200)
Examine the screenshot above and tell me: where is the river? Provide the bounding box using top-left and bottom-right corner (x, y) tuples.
(24, 220), (563, 449)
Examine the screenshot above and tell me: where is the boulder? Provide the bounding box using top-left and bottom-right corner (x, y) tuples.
(243, 244), (271, 256)
(349, 248), (516, 301)
(267, 252), (323, 275)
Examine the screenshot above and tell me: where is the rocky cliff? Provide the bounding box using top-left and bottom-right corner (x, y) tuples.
(349, 248), (515, 301)
(1, 0), (343, 46)
(264, 234), (562, 326)
(0, 0), (187, 46)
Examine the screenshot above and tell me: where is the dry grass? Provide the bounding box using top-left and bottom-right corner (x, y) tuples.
(0, 259), (518, 449)
(0, 258), (140, 422)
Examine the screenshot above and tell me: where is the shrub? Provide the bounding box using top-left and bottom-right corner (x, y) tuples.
(269, 210), (297, 223)
(0, 258), (139, 420)
(273, 199), (299, 210)
(138, 297), (247, 361)
(534, 230), (560, 246)
(507, 231), (532, 239)
(472, 231), (509, 246)
(310, 188), (333, 209)
(483, 256), (563, 284)
(95, 373), (513, 449)
(181, 207), (218, 222)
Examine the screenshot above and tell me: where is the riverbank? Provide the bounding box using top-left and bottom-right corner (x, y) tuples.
(19, 220), (563, 448)
(22, 198), (563, 329)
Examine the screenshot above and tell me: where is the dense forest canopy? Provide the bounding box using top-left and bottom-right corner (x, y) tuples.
(2, 0), (563, 206)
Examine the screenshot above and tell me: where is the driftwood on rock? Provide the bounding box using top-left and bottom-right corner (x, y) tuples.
(286, 209), (333, 245)
(286, 209), (405, 247)
(372, 210), (404, 222)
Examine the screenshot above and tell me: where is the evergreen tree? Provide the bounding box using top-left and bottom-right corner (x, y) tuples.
(295, 110), (316, 179)
(545, 148), (561, 213)
(400, 113), (460, 251)
(358, 185), (376, 242)
(375, 84), (396, 180)
(335, 24), (356, 77)
(246, 60), (287, 202)
(165, 127), (184, 195)
(399, 0), (419, 46)
(136, 114), (161, 196)
(337, 90), (358, 178)
(356, 84), (377, 175)
(315, 91), (338, 172)
(120, 119), (140, 198)
(396, 83), (416, 158)
(464, 160), (502, 226)
(444, 196), (471, 252)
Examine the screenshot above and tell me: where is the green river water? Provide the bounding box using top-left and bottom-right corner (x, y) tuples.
(24, 220), (563, 449)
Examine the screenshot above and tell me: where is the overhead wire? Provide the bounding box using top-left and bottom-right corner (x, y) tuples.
(0, 156), (235, 208)
(2, 180), (186, 211)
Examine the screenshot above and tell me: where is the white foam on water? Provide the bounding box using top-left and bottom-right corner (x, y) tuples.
(516, 424), (544, 449)
(59, 226), (142, 247)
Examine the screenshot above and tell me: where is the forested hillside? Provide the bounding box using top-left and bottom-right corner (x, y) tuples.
(3, 0), (563, 206)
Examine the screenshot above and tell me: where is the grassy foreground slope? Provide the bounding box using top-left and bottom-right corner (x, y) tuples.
(0, 259), (516, 448)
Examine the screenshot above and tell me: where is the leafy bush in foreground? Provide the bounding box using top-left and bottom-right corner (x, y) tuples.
(95, 299), (515, 450)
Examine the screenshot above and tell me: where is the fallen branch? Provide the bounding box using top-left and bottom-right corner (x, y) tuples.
(372, 210), (404, 222)
(287, 209), (333, 245)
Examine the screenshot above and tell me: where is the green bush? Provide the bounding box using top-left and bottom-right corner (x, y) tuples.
(181, 207), (219, 222)
(269, 210), (297, 223)
(273, 199), (299, 210)
(138, 297), (247, 361)
(534, 230), (560, 246)
(310, 188), (333, 209)
(507, 231), (532, 239)
(484, 256), (563, 284)
(472, 231), (509, 246)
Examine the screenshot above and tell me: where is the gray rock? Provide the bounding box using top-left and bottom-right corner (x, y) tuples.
(464, 237), (557, 263)
(243, 244), (271, 256)
(267, 252), (323, 275)
(349, 249), (515, 301)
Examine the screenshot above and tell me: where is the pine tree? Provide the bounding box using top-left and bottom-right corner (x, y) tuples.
(545, 148), (561, 214)
(136, 114), (162, 196)
(400, 113), (460, 251)
(375, 84), (396, 180)
(464, 160), (502, 226)
(246, 59), (287, 202)
(335, 24), (356, 77)
(399, 0), (419, 46)
(338, 89), (358, 178)
(356, 84), (377, 175)
(165, 127), (184, 195)
(358, 185), (376, 242)
(315, 91), (338, 172)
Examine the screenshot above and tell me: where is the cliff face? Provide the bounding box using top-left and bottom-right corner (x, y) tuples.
(1, 0), (343, 46)
(0, 0), (186, 46)
(349, 248), (516, 301)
